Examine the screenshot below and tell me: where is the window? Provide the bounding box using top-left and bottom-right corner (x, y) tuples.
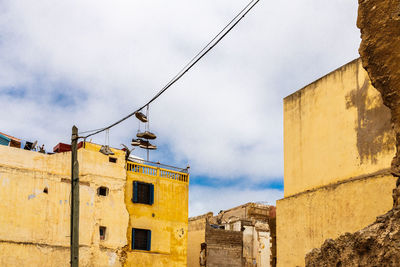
(99, 226), (107, 240)
(97, 186), (109, 196)
(132, 181), (154, 205)
(109, 157), (117, 163)
(132, 228), (151, 251)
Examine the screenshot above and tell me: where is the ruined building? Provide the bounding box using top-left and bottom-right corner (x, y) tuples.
(0, 141), (189, 266)
(187, 203), (276, 267)
(276, 58), (397, 267)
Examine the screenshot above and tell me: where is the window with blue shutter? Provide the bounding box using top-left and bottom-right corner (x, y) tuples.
(149, 183), (154, 205)
(132, 181), (154, 205)
(132, 181), (138, 203)
(146, 230), (151, 251)
(132, 228), (151, 251)
(131, 228), (135, 250)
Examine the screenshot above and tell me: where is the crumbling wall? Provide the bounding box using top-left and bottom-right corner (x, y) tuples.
(358, 0), (400, 183)
(305, 1), (400, 266)
(205, 224), (243, 267)
(306, 208), (400, 266)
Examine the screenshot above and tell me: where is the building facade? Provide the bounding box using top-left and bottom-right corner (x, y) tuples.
(277, 58), (396, 267)
(0, 141), (189, 267)
(188, 203), (276, 267)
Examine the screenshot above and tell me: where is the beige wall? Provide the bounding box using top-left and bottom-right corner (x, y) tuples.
(0, 144), (129, 267)
(278, 59), (397, 267)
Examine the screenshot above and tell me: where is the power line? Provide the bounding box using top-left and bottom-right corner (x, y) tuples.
(82, 0), (260, 139)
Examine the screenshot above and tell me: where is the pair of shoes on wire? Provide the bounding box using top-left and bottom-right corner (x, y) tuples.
(135, 112), (148, 123)
(99, 145), (115, 155)
(139, 139), (157, 150)
(137, 131), (156, 140)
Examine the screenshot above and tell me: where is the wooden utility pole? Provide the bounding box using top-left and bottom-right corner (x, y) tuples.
(71, 126), (79, 267)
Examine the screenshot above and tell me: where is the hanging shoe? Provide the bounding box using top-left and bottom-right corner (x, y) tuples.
(139, 139), (149, 147)
(99, 145), (108, 155)
(131, 138), (141, 146)
(100, 145), (114, 155)
(139, 140), (157, 150)
(147, 143), (157, 150)
(135, 112), (148, 123)
(136, 131), (156, 140)
(105, 145), (115, 155)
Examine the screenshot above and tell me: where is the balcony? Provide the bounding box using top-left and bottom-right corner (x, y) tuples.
(126, 160), (189, 183)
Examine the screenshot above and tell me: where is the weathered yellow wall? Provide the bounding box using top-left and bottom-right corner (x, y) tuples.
(277, 59), (397, 267)
(0, 141), (189, 267)
(125, 165), (188, 267)
(283, 58), (395, 197)
(0, 144), (129, 267)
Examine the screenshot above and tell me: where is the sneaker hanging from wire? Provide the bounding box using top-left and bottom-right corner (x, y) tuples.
(136, 131), (156, 140)
(105, 145), (114, 155)
(131, 138), (141, 146)
(135, 111), (148, 123)
(139, 139), (157, 150)
(99, 145), (109, 155)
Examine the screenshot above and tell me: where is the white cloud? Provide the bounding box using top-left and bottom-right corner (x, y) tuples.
(0, 0), (360, 183)
(189, 185), (283, 217)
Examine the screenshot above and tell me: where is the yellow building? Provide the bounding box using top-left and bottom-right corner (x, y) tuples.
(0, 141), (188, 267)
(277, 58), (397, 267)
(124, 159), (189, 266)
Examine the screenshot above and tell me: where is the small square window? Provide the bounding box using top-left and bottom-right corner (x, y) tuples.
(132, 228), (151, 251)
(97, 186), (109, 196)
(99, 226), (107, 240)
(132, 181), (154, 205)
(109, 157), (117, 163)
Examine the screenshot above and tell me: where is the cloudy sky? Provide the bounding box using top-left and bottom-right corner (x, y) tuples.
(0, 0), (360, 216)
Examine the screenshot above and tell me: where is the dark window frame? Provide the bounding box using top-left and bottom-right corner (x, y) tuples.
(97, 186), (109, 196)
(131, 228), (151, 251)
(99, 226), (107, 241)
(132, 181), (154, 205)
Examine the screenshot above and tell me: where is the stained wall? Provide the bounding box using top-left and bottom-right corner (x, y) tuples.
(277, 58), (397, 267)
(0, 143), (128, 267)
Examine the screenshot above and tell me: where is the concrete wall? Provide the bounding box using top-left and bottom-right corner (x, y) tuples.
(0, 144), (129, 267)
(125, 165), (189, 267)
(277, 59), (397, 267)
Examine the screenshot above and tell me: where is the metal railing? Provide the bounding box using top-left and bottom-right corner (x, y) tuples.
(126, 161), (189, 183)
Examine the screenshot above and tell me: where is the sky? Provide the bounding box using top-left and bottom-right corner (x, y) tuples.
(0, 0), (360, 216)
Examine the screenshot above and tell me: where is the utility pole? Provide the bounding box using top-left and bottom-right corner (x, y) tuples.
(71, 126), (79, 267)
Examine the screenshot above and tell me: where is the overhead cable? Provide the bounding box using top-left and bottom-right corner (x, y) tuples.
(81, 0), (260, 139)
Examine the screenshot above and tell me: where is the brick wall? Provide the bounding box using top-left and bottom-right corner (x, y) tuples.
(205, 224), (243, 267)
